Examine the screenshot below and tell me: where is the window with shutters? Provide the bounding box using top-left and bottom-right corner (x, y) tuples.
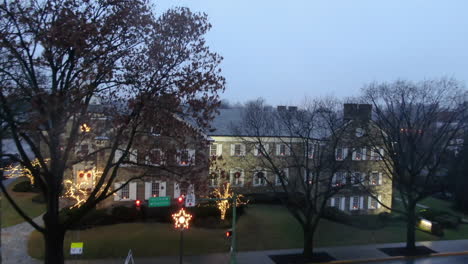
(370, 148), (383, 160)
(353, 148), (362, 160)
(151, 182), (160, 197)
(121, 184), (130, 199)
(177, 149), (195, 166)
(210, 144), (218, 156)
(209, 171), (219, 187)
(230, 169), (244, 186)
(352, 172), (361, 185)
(369, 172), (380, 185)
(336, 147), (344, 160)
(253, 170), (266, 186)
(276, 143), (289, 156)
(369, 197), (378, 209)
(231, 144), (245, 156)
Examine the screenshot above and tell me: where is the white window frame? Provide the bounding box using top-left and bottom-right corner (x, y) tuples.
(253, 169), (267, 187)
(276, 143), (291, 156)
(230, 169), (244, 187)
(114, 182), (136, 201)
(369, 171), (382, 186)
(210, 143), (222, 157)
(254, 143), (269, 156)
(230, 144), (246, 157)
(332, 171), (346, 187)
(350, 196), (360, 210)
(368, 195), (382, 209)
(275, 168), (289, 186)
(145, 181), (167, 199)
(177, 149), (196, 166)
(335, 147), (348, 161)
(209, 171), (220, 187)
(352, 147), (366, 161)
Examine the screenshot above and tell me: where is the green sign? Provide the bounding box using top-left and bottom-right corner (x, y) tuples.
(149, 196), (171, 207)
(70, 242), (83, 255)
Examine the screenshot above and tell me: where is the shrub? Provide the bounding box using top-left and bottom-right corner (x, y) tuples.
(111, 205), (141, 223)
(13, 180), (40, 193)
(322, 206), (351, 224)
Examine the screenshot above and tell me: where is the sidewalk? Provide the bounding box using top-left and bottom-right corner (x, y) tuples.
(66, 239), (468, 264)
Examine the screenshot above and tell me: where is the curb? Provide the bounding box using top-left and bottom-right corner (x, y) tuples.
(325, 250), (468, 264)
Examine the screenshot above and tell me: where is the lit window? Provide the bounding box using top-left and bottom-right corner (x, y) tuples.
(352, 196), (359, 210)
(277, 144), (288, 156)
(369, 172), (379, 185)
(151, 182), (160, 197)
(369, 198), (378, 209)
(354, 148), (362, 160)
(178, 149), (195, 166)
(336, 148), (344, 160)
(121, 184), (130, 199)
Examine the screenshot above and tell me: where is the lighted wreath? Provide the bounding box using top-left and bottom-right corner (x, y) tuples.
(79, 172), (84, 178)
(234, 171), (241, 178)
(210, 172), (218, 179)
(87, 173), (92, 178)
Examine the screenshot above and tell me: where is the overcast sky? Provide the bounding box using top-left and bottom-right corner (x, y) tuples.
(155, 0), (468, 106)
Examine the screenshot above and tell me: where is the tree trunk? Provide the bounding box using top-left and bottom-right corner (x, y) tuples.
(405, 202), (417, 251)
(43, 226), (65, 264)
(302, 227), (314, 258)
(43, 190), (65, 264)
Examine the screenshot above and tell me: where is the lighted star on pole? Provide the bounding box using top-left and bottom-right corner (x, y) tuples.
(172, 208), (192, 230)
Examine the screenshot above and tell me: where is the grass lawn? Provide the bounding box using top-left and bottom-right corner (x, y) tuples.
(28, 204), (468, 260)
(1, 177), (45, 228)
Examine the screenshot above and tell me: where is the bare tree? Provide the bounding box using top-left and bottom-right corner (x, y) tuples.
(0, 1), (224, 263)
(233, 98), (353, 258)
(362, 78), (466, 251)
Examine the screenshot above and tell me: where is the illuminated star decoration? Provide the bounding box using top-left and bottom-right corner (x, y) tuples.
(172, 208), (192, 230)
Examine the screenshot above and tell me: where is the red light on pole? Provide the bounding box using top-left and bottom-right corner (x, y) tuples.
(225, 229), (232, 238)
(177, 195), (185, 206)
(135, 199), (141, 207)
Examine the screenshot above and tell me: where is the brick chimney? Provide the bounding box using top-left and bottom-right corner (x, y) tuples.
(277, 105), (287, 111)
(343, 104), (372, 121)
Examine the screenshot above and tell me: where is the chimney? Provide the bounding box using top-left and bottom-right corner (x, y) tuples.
(277, 105), (287, 111)
(343, 104), (372, 121)
(288, 106), (298, 111)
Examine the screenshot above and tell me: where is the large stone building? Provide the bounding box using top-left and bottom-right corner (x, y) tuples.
(205, 103), (392, 214)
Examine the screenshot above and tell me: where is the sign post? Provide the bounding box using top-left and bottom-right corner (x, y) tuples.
(172, 208), (192, 264)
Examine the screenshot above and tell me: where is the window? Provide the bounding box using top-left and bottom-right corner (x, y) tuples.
(352, 172), (361, 185)
(368, 195), (381, 209)
(209, 171), (219, 187)
(150, 126), (161, 136)
(303, 170), (314, 185)
(369, 172), (381, 185)
(275, 168), (289, 186)
(351, 196), (359, 210)
(147, 149), (163, 165)
(253, 170), (267, 186)
(151, 182), (160, 197)
(177, 149), (195, 166)
(210, 144), (218, 156)
(370, 148), (383, 160)
(231, 144), (245, 156)
(121, 184), (130, 199)
(230, 169), (244, 187)
(332, 172), (346, 187)
(352, 147), (364, 160)
(307, 144), (317, 159)
(254, 144), (269, 156)
(335, 147), (348, 161)
(330, 197), (342, 209)
(276, 143), (290, 156)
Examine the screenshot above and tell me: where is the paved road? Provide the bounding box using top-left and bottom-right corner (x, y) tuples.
(371, 255), (468, 264)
